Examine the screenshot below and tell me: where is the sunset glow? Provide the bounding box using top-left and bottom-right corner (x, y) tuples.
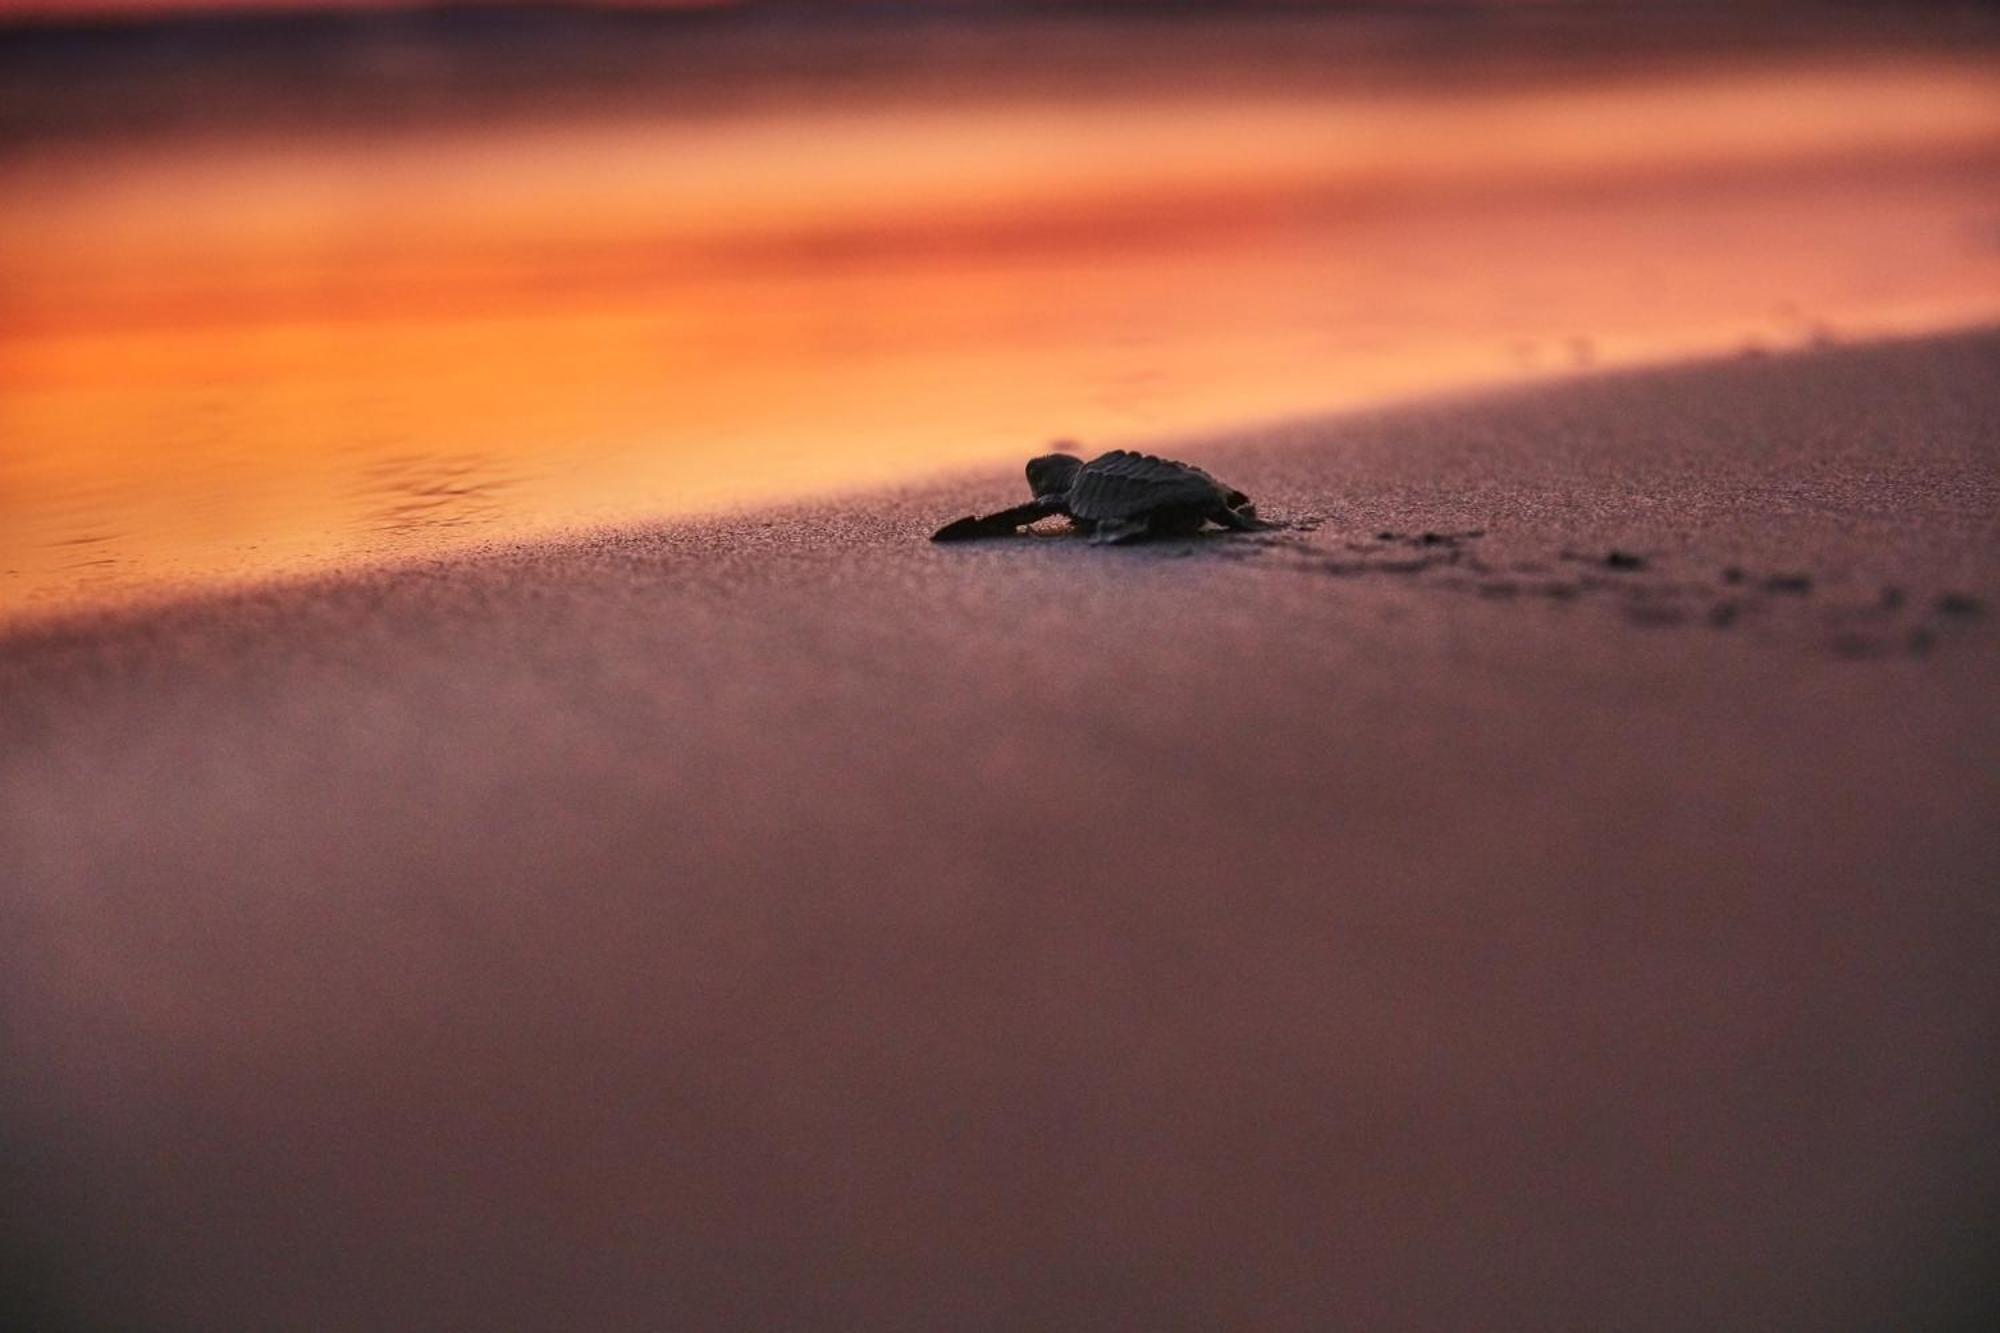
(2, 23), (1997, 620)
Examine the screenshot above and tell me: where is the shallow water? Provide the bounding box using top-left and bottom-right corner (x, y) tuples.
(2, 24), (1997, 622)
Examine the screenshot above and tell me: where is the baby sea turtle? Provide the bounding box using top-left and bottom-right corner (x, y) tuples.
(932, 448), (1271, 545)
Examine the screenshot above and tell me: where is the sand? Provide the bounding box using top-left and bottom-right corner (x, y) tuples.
(3, 329), (1997, 1330)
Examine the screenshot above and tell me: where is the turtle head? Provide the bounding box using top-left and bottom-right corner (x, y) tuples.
(1026, 450), (1083, 501)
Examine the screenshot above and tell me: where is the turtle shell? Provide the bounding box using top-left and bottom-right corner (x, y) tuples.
(1065, 451), (1227, 522)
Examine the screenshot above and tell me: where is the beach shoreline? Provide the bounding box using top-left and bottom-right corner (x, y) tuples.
(8, 317), (2000, 645)
(7, 13), (1996, 623)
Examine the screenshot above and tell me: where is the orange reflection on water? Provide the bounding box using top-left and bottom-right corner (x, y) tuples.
(2, 54), (1997, 620)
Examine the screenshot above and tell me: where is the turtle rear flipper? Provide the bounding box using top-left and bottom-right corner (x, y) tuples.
(1086, 517), (1152, 545)
(931, 499), (1063, 542)
(1211, 502), (1276, 532)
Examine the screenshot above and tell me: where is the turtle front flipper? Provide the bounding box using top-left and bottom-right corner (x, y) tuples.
(931, 499), (1062, 542)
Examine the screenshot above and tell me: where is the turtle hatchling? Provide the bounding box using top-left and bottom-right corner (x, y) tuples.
(932, 448), (1272, 545)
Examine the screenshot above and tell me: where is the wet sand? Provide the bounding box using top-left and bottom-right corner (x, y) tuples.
(3, 329), (1998, 1330)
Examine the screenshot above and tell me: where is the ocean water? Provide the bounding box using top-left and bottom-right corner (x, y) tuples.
(2, 8), (1997, 621)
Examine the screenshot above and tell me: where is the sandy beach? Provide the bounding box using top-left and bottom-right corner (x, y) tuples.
(3, 329), (1996, 1329)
